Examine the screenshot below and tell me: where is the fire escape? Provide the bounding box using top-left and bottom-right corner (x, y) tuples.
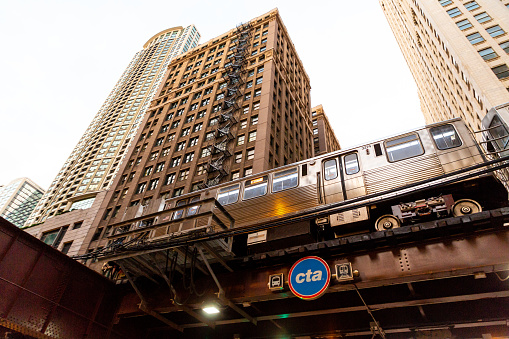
(202, 23), (252, 188)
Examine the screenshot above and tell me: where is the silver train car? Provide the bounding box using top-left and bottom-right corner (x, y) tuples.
(117, 118), (508, 253)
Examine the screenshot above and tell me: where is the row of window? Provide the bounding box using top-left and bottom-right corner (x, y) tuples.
(217, 167), (299, 206)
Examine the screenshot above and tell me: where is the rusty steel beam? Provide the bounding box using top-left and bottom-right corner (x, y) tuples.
(180, 290), (509, 329)
(220, 229), (509, 303)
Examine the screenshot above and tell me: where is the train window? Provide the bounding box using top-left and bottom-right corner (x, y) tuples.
(385, 133), (424, 162)
(430, 124), (462, 150)
(217, 184), (240, 205)
(243, 176), (268, 200)
(324, 159), (338, 180)
(172, 209), (185, 220)
(187, 196), (200, 216)
(176, 199), (188, 207)
(273, 168), (298, 192)
(344, 153), (360, 174)
(187, 205), (200, 216)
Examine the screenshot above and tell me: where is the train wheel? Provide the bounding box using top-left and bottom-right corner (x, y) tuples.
(452, 199), (482, 217)
(375, 214), (401, 232)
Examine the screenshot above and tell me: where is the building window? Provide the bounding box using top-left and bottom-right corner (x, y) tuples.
(246, 80), (253, 88)
(136, 182), (147, 194)
(165, 173), (176, 185)
(474, 12), (491, 23)
(466, 32), (484, 44)
(246, 148), (255, 160)
(237, 135), (245, 146)
(248, 131), (257, 142)
(196, 164), (206, 175)
(162, 147), (171, 157)
(178, 169), (189, 181)
(155, 137), (164, 146)
(155, 162), (165, 172)
(193, 123), (203, 132)
(170, 157), (181, 167)
(176, 141), (186, 151)
(201, 98), (210, 106)
(189, 137), (199, 147)
(313, 128), (318, 135)
(205, 132), (215, 141)
(168, 133), (176, 142)
(148, 178), (159, 190)
(173, 187), (184, 197)
(171, 121), (180, 129)
(189, 103), (198, 111)
(456, 19), (472, 31)
(149, 151), (159, 161)
(176, 108), (185, 117)
(183, 152), (194, 163)
(446, 7), (461, 18)
(479, 47), (498, 60)
(197, 110), (206, 119)
(232, 171), (240, 180)
(500, 41), (509, 54)
(439, 0), (452, 6)
(487, 25), (505, 38)
(255, 77), (263, 85)
(181, 127), (190, 137)
(464, 1), (479, 11)
(244, 167), (253, 177)
(253, 102), (260, 110)
(235, 152), (242, 163)
(492, 64), (509, 79)
(240, 120), (247, 129)
(209, 118), (218, 126)
(143, 166), (153, 176)
(216, 93), (224, 101)
(201, 147), (211, 157)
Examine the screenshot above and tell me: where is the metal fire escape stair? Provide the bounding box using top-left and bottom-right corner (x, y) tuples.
(201, 23), (252, 188)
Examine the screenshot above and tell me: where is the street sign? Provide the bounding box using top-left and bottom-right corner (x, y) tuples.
(268, 273), (284, 291)
(288, 256), (330, 300)
(335, 262), (354, 282)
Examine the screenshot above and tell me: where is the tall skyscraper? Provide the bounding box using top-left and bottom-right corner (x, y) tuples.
(25, 25), (200, 226)
(77, 9), (315, 258)
(312, 105), (340, 156)
(0, 178), (44, 228)
(381, 0), (509, 131)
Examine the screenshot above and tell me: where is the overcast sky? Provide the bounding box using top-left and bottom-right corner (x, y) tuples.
(0, 0), (424, 190)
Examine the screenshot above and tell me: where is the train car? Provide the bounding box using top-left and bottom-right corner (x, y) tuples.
(147, 118), (507, 253)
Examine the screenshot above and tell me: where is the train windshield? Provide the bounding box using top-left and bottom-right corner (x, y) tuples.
(217, 184), (240, 205)
(489, 115), (509, 150)
(385, 134), (424, 162)
(244, 176), (268, 200)
(273, 168), (298, 192)
(430, 124), (462, 150)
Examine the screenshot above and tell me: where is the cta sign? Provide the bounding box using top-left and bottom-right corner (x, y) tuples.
(288, 256), (330, 300)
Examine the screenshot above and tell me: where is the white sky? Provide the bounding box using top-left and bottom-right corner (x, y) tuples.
(0, 0), (424, 190)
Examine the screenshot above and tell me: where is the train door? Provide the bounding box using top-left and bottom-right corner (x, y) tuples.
(342, 152), (366, 199)
(322, 152), (365, 203)
(322, 157), (343, 204)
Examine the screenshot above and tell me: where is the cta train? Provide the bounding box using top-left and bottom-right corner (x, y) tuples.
(154, 117), (508, 252)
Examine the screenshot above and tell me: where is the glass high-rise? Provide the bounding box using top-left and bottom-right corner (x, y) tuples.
(0, 178), (44, 228)
(25, 25), (200, 226)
